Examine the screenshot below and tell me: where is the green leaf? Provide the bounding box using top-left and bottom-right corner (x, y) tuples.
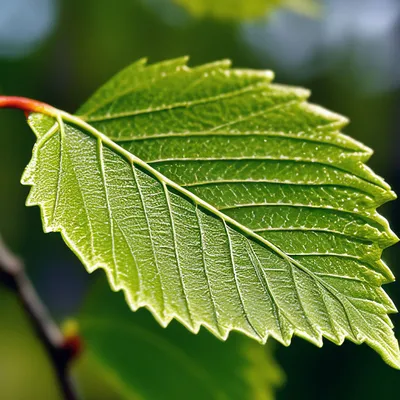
(22, 58), (399, 368)
(78, 274), (284, 400)
(281, 0), (320, 16)
(172, 0), (319, 21)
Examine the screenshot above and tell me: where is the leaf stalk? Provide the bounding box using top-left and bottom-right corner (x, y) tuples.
(0, 96), (57, 117)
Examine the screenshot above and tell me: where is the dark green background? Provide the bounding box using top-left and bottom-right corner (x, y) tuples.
(0, 0), (399, 398)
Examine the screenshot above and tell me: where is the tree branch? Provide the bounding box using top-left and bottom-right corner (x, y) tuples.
(0, 235), (80, 400)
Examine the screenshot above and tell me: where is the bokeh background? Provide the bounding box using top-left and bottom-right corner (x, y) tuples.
(0, 0), (399, 398)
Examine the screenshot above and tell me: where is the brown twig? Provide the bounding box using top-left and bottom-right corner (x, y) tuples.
(0, 235), (79, 400)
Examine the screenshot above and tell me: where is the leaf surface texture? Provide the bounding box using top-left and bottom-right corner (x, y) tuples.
(22, 58), (400, 368)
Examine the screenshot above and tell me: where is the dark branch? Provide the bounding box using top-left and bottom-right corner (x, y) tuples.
(0, 235), (79, 400)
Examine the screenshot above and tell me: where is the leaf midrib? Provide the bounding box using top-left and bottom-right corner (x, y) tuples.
(34, 126), (393, 235)
(45, 109), (392, 352)
(52, 111), (341, 276)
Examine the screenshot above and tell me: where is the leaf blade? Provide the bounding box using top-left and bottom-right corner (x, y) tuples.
(22, 58), (400, 368)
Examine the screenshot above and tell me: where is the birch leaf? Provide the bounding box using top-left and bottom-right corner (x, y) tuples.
(21, 57), (399, 368)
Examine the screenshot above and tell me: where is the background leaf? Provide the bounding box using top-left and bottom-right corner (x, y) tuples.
(77, 273), (284, 400)
(172, 0), (319, 20)
(0, 289), (62, 399)
(22, 58), (399, 369)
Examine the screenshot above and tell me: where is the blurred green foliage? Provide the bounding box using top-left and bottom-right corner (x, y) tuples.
(78, 274), (284, 400)
(0, 0), (399, 399)
(172, 0), (318, 20)
(0, 289), (60, 399)
(173, 0), (282, 20)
